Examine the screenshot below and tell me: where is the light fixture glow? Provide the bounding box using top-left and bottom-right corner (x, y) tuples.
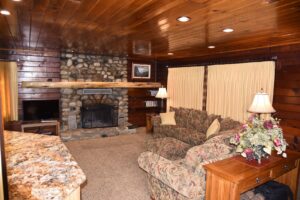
(168, 52), (174, 55)
(12, 0), (22, 2)
(177, 16), (191, 22)
(223, 28), (234, 33)
(0, 9), (10, 15)
(208, 45), (215, 49)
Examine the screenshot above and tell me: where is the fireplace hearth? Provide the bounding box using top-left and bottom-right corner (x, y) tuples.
(81, 104), (118, 128)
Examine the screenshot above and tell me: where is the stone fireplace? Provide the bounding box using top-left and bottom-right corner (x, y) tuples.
(60, 53), (128, 131)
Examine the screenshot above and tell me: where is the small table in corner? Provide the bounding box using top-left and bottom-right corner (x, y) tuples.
(203, 151), (300, 200)
(5, 120), (60, 136)
(146, 113), (157, 134)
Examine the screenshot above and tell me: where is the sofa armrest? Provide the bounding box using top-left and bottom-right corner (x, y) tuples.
(138, 151), (205, 199)
(184, 142), (235, 171)
(151, 115), (161, 127)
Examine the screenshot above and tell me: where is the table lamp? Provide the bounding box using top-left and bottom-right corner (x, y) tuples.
(155, 87), (168, 112)
(248, 90), (275, 119)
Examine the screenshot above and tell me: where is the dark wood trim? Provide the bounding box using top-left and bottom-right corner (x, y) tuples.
(202, 66), (208, 111)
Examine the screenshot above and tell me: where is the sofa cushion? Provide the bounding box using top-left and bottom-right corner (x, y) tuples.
(147, 137), (192, 160)
(153, 125), (182, 139)
(170, 107), (189, 128)
(186, 109), (208, 132)
(170, 107), (207, 132)
(220, 117), (241, 131)
(174, 128), (206, 146)
(160, 112), (176, 125)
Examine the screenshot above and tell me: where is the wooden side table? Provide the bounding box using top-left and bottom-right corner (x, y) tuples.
(204, 151), (300, 200)
(146, 113), (156, 133)
(5, 120), (60, 136)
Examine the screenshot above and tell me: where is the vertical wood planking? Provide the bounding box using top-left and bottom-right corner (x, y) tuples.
(0, 50), (61, 120)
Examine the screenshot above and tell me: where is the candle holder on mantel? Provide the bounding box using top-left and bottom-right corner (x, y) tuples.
(155, 87), (168, 113)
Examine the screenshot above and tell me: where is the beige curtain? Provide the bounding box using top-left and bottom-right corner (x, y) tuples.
(167, 66), (205, 110)
(207, 61), (275, 122)
(0, 62), (18, 122)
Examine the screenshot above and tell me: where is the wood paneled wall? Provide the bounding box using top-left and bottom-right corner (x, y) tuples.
(157, 44), (300, 132)
(0, 51), (61, 120)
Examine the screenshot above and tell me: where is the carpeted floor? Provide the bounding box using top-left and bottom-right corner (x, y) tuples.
(65, 127), (151, 200)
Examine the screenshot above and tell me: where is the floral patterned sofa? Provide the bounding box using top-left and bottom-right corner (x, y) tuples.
(138, 131), (238, 200)
(148, 107), (240, 160)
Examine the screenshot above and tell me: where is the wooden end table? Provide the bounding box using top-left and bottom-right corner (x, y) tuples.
(204, 151), (300, 200)
(146, 113), (157, 133)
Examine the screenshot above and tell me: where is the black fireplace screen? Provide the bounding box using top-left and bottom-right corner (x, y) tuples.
(81, 104), (118, 128)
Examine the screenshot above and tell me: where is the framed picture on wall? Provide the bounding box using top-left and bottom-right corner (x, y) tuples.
(132, 63), (151, 79)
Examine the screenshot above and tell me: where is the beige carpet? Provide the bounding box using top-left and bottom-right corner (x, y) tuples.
(65, 127), (151, 200)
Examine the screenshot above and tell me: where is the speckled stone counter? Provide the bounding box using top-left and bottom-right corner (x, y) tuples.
(4, 131), (86, 200)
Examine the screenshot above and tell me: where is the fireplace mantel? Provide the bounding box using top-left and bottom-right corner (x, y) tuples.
(22, 81), (161, 89)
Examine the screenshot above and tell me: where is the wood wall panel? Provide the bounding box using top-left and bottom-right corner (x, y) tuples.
(158, 44), (300, 133)
(0, 50), (61, 120)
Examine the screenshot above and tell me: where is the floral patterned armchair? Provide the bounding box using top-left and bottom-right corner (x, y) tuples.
(138, 131), (237, 200)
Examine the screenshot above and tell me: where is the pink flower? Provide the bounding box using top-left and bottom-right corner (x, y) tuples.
(244, 148), (254, 158)
(264, 120), (273, 129)
(234, 134), (240, 142)
(242, 124), (248, 130)
(274, 138), (281, 147)
(248, 114), (256, 123)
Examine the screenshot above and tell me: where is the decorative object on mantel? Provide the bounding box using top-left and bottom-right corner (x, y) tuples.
(155, 87), (168, 112)
(230, 114), (287, 164)
(21, 81), (161, 88)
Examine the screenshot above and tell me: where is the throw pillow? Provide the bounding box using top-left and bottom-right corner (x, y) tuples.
(206, 118), (221, 139)
(160, 112), (176, 125)
(203, 114), (221, 132)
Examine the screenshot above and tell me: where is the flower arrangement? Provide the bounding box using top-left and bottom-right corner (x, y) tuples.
(230, 114), (287, 163)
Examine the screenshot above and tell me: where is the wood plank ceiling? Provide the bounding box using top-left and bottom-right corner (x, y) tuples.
(0, 0), (300, 60)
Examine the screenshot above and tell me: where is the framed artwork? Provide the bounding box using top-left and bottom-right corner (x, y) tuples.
(132, 63), (151, 79)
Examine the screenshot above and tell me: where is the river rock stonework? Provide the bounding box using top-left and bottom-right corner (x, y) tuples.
(60, 53), (128, 131)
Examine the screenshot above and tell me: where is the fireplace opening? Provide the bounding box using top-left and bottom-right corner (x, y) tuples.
(81, 104), (118, 128)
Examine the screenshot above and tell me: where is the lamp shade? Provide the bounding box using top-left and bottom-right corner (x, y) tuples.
(248, 92), (275, 114)
(155, 87), (168, 99)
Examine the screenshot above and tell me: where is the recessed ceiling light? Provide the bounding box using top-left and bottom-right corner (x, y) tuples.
(12, 0), (22, 2)
(223, 28), (234, 33)
(208, 45), (215, 49)
(168, 53), (174, 55)
(0, 9), (10, 15)
(177, 16), (191, 22)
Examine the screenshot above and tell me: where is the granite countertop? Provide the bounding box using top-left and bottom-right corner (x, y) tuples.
(4, 131), (86, 200)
